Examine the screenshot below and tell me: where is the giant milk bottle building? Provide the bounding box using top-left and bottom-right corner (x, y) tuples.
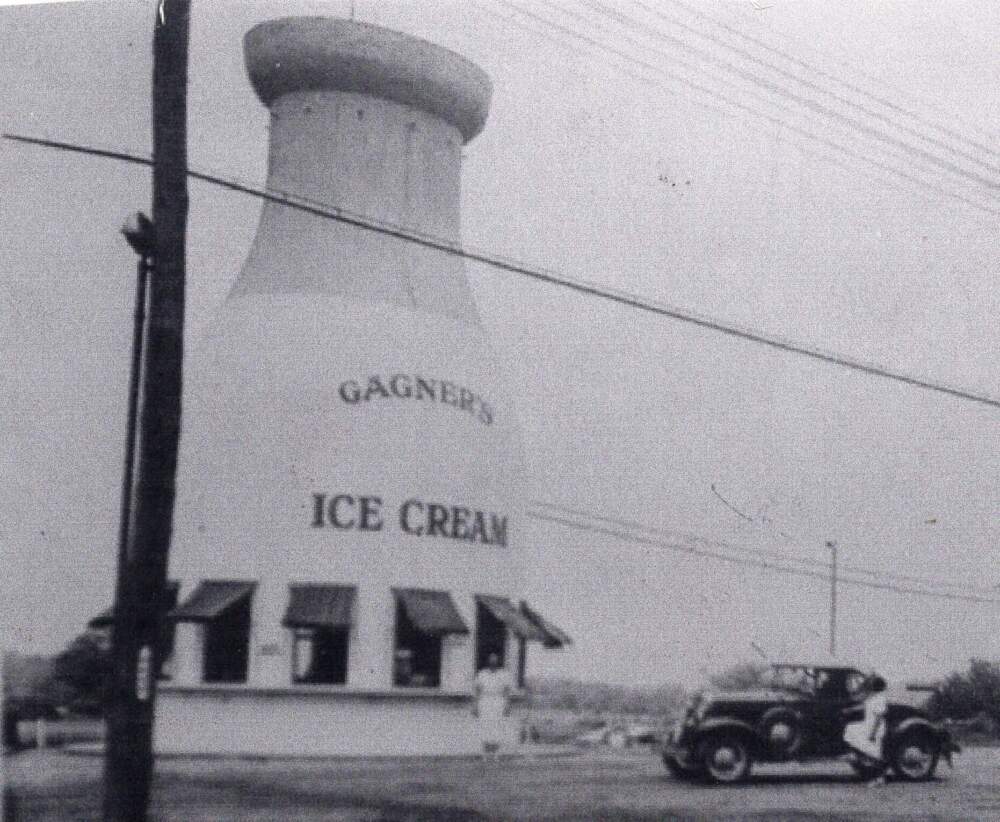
(151, 17), (568, 756)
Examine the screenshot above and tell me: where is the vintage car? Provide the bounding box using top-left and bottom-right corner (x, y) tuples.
(662, 663), (959, 784)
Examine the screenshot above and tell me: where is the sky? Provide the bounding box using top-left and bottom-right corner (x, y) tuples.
(1, 0), (998, 688)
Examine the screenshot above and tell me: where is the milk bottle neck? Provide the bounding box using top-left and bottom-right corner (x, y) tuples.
(231, 91), (479, 324)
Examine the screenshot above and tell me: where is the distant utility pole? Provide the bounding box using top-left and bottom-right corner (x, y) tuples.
(827, 540), (837, 657)
(103, 2), (190, 821)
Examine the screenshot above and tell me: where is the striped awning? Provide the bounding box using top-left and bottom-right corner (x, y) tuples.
(170, 580), (256, 621)
(520, 602), (572, 648)
(282, 584), (356, 628)
(88, 581), (181, 628)
(476, 594), (547, 641)
(394, 588), (469, 635)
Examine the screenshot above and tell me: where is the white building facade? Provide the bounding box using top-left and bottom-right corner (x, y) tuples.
(149, 17), (567, 757)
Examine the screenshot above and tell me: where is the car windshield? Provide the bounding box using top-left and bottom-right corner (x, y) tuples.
(768, 666), (815, 693)
(768, 666), (867, 699)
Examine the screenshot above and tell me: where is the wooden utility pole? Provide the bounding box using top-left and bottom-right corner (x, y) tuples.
(827, 540), (837, 657)
(103, 3), (190, 820)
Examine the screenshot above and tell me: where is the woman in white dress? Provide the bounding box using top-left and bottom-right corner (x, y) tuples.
(473, 653), (512, 761)
(843, 674), (889, 783)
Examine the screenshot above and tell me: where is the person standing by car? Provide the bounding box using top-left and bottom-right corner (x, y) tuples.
(473, 653), (511, 762)
(843, 674), (889, 784)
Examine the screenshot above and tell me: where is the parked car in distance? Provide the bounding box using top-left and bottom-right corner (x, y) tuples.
(663, 663), (959, 784)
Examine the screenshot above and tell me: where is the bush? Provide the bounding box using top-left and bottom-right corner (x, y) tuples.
(51, 632), (110, 714)
(929, 659), (1000, 733)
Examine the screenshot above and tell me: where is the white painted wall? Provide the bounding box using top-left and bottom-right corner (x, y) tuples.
(157, 19), (534, 754)
(155, 687), (520, 757)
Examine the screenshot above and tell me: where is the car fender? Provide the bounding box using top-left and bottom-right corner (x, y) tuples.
(692, 717), (759, 752)
(888, 717), (942, 747)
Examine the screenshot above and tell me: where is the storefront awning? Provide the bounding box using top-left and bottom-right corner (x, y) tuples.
(520, 602), (572, 648)
(170, 580), (256, 622)
(283, 584), (356, 628)
(88, 581), (181, 628)
(394, 588), (469, 635)
(476, 594), (547, 641)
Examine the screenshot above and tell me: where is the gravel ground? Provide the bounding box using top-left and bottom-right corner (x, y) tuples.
(6, 744), (1000, 821)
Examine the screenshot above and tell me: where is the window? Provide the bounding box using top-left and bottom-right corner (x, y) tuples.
(292, 628), (349, 684)
(474, 595), (556, 686)
(170, 580), (256, 685)
(392, 588), (468, 688)
(474, 598), (507, 671)
(203, 595), (252, 683)
(87, 581), (181, 680)
(283, 584), (355, 685)
(394, 603), (442, 687)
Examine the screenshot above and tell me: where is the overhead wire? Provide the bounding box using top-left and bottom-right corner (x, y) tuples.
(470, 0), (896, 194)
(531, 499), (993, 594)
(6, 131), (1000, 413)
(492, 1), (1000, 216)
(535, 0), (915, 189)
(722, 0), (1000, 146)
(629, 0), (1000, 181)
(526, 507), (1000, 605)
(553, 0), (1000, 204)
(661, 0), (1000, 165)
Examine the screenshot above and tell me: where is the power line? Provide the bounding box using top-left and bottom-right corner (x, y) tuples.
(546, 0), (1000, 204)
(634, 0), (1000, 180)
(531, 499), (994, 594)
(475, 0), (928, 210)
(526, 508), (1000, 605)
(6, 131), (1000, 412)
(660, 0), (1000, 167)
(721, 0), (1000, 147)
(472, 0), (904, 195)
(494, 0), (1000, 217)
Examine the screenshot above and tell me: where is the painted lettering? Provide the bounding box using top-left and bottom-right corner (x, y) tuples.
(450, 506), (470, 540)
(310, 493), (508, 548)
(458, 387), (474, 412)
(489, 514), (508, 547)
(400, 499), (424, 535)
(415, 377), (437, 400)
(426, 503), (449, 537)
(364, 376), (391, 401)
(339, 380), (361, 403)
(467, 511), (485, 543)
(328, 494), (356, 529)
(439, 380), (457, 406)
(311, 493), (326, 527)
(358, 496), (384, 531)
(337, 373), (494, 425)
(389, 373), (412, 398)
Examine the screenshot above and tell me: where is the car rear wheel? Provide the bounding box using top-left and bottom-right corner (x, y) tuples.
(701, 735), (752, 784)
(890, 731), (939, 781)
(757, 707), (804, 759)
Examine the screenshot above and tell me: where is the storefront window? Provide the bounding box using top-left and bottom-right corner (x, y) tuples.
(475, 599), (506, 671)
(203, 594), (252, 683)
(292, 627), (349, 684)
(393, 601), (442, 687)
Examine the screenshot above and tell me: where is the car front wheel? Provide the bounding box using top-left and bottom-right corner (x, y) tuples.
(889, 731), (939, 781)
(701, 735), (752, 784)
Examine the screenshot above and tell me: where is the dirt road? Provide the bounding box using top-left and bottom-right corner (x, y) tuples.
(7, 745), (999, 821)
